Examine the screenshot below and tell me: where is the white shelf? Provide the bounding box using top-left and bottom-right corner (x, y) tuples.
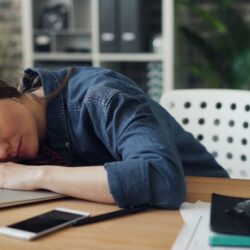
(34, 52), (92, 61)
(99, 53), (163, 62)
(21, 0), (174, 90)
(33, 28), (91, 36)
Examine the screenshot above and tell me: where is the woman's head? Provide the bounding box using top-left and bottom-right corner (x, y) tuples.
(0, 80), (41, 161)
(0, 67), (73, 161)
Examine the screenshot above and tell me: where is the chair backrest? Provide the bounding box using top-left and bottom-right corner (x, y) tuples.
(160, 89), (250, 179)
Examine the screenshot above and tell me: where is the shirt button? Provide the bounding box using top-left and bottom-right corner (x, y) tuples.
(65, 142), (70, 149)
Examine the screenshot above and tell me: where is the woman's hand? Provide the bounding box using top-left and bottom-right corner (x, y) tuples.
(0, 163), (115, 204)
(0, 162), (42, 190)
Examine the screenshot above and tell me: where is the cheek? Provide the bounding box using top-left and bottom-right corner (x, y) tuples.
(2, 109), (30, 136)
(16, 108), (40, 158)
(20, 130), (39, 159)
(0, 101), (39, 147)
(0, 120), (19, 140)
(26, 139), (39, 158)
(22, 122), (40, 157)
(17, 107), (37, 134)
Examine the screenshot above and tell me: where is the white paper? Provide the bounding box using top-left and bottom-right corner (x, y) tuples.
(172, 201), (249, 250)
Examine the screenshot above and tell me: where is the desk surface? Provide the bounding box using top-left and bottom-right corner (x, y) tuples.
(1, 177), (250, 250)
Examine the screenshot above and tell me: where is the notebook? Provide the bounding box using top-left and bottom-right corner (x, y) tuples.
(0, 189), (64, 208)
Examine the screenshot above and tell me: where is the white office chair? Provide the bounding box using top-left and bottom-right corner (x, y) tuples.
(160, 89), (250, 179)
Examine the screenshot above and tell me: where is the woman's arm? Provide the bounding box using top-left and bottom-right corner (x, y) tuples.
(41, 165), (115, 203)
(0, 162), (115, 204)
(86, 86), (186, 208)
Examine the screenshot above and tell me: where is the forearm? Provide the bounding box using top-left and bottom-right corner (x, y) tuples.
(38, 165), (115, 204)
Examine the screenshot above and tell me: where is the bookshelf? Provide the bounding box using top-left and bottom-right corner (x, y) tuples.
(21, 0), (174, 97)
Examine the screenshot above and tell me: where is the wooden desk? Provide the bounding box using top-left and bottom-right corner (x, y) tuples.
(0, 200), (183, 250)
(186, 176), (250, 202)
(1, 177), (250, 250)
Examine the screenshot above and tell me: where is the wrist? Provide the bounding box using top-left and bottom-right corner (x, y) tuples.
(34, 165), (51, 189)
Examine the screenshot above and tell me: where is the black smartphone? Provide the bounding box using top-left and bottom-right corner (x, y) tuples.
(0, 207), (90, 240)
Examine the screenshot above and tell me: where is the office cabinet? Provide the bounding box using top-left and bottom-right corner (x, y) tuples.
(21, 0), (175, 99)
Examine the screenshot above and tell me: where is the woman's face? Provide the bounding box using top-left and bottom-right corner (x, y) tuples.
(0, 98), (39, 161)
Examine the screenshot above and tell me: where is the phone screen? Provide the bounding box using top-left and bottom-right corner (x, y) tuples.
(8, 210), (84, 233)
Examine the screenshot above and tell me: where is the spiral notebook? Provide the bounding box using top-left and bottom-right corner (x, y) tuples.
(0, 189), (64, 208)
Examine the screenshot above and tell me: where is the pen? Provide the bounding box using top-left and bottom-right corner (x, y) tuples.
(72, 204), (150, 227)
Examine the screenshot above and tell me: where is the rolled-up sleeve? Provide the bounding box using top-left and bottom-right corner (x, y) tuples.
(102, 91), (186, 208)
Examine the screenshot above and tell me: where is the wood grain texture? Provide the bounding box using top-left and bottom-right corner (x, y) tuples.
(186, 176), (250, 202)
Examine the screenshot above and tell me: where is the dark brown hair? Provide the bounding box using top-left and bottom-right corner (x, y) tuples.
(0, 80), (22, 99)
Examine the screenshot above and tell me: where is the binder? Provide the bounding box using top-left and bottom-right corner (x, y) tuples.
(209, 193), (250, 247)
(99, 0), (118, 52)
(119, 0), (143, 52)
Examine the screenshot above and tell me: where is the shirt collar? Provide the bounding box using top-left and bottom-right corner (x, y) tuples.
(23, 68), (71, 150)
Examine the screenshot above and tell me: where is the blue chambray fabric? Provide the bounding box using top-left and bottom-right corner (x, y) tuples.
(23, 66), (229, 208)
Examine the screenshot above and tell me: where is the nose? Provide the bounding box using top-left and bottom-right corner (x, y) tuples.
(0, 142), (10, 160)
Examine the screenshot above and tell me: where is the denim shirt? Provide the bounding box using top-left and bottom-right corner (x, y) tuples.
(23, 66), (229, 208)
